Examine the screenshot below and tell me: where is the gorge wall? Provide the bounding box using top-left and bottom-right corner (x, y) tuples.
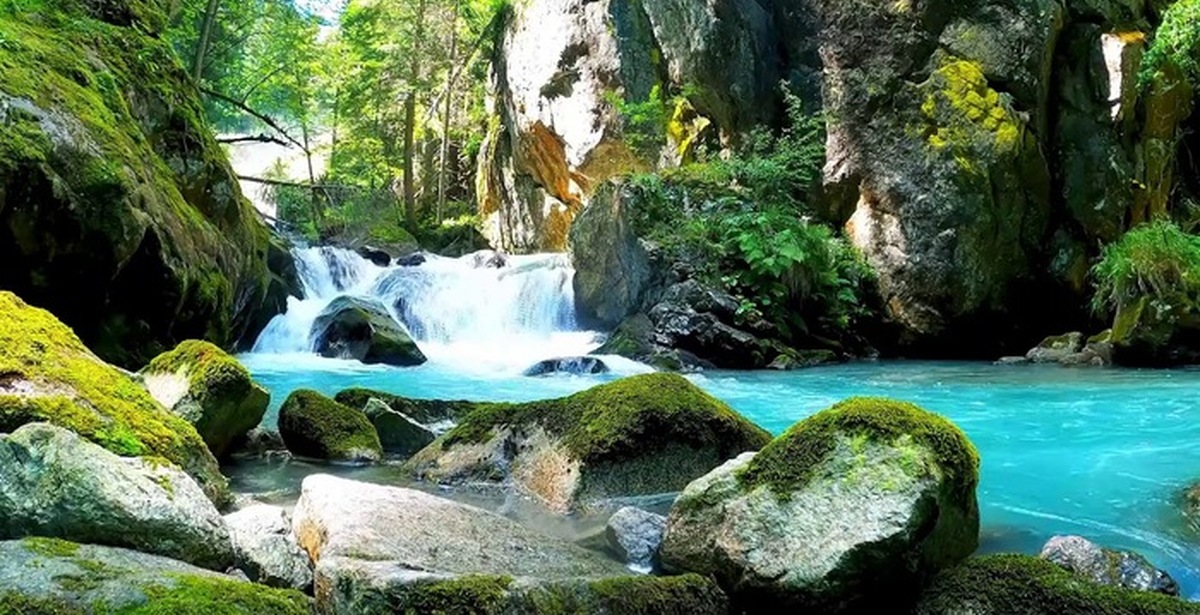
(479, 0), (1196, 355)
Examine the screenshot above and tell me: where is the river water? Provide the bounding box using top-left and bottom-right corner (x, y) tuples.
(238, 247), (1200, 597)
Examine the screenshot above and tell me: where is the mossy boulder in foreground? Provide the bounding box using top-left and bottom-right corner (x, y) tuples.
(0, 291), (228, 505)
(406, 373), (772, 512)
(0, 0), (291, 369)
(140, 340), (269, 458)
(0, 538), (308, 614)
(277, 390), (382, 463)
(660, 397), (980, 611)
(915, 554), (1200, 614)
(310, 296), (427, 367)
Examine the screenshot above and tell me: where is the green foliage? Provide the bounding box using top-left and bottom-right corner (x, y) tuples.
(606, 84), (669, 158)
(917, 554), (1200, 614)
(1091, 220), (1200, 317)
(441, 373), (771, 465)
(736, 397), (980, 503)
(1141, 0), (1200, 90)
(120, 575), (310, 615)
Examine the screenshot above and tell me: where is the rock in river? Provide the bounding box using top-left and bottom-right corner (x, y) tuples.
(660, 397), (980, 610)
(406, 373), (772, 513)
(523, 356), (610, 376)
(278, 390), (382, 463)
(309, 296), (427, 367)
(1039, 535), (1178, 596)
(0, 423), (234, 570)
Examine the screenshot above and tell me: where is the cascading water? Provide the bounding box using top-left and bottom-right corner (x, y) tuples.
(250, 246), (608, 373)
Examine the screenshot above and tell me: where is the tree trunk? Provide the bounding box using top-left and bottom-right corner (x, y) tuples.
(193, 0), (221, 82)
(437, 3), (460, 220)
(403, 91), (417, 229)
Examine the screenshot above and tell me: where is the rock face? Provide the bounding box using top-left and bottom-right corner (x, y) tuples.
(140, 340), (270, 458)
(277, 390), (383, 463)
(225, 505), (313, 591)
(0, 291), (228, 504)
(1039, 535), (1179, 596)
(916, 554), (1199, 615)
(406, 373), (772, 513)
(310, 296), (427, 366)
(0, 423), (233, 570)
(660, 398), (980, 610)
(569, 182), (652, 329)
(0, 0), (291, 368)
(606, 506), (667, 573)
(293, 474), (626, 577)
(477, 0), (781, 252)
(0, 538), (308, 614)
(523, 356), (610, 377)
(361, 398), (439, 457)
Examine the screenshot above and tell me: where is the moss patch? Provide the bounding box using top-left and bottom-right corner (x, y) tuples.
(118, 575), (309, 615)
(441, 373), (771, 465)
(0, 292), (228, 504)
(916, 554), (1200, 614)
(277, 389), (382, 461)
(737, 397), (979, 502)
(398, 575), (513, 614)
(0, 591), (82, 614)
(583, 574), (728, 614)
(22, 537), (81, 559)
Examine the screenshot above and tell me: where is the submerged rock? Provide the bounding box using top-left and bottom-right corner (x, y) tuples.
(225, 505), (313, 591)
(362, 398), (439, 457)
(916, 554), (1199, 614)
(0, 423), (233, 570)
(523, 356), (610, 377)
(395, 252), (427, 267)
(467, 250), (509, 269)
(0, 292), (228, 504)
(0, 538), (308, 614)
(606, 507), (667, 573)
(1039, 535), (1178, 596)
(406, 373), (771, 512)
(140, 340), (270, 458)
(661, 398), (980, 610)
(310, 296), (427, 367)
(293, 474), (625, 578)
(277, 390), (382, 463)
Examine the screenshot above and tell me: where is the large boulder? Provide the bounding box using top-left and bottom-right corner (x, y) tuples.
(292, 474), (626, 577)
(140, 340), (270, 458)
(606, 506), (667, 573)
(0, 1), (290, 369)
(361, 398), (439, 458)
(406, 373), (772, 513)
(660, 397), (980, 610)
(277, 390), (382, 463)
(569, 182), (652, 329)
(309, 296), (427, 366)
(916, 554), (1200, 614)
(0, 291), (228, 504)
(1039, 535), (1179, 596)
(0, 538), (308, 614)
(0, 423), (233, 570)
(225, 505), (313, 592)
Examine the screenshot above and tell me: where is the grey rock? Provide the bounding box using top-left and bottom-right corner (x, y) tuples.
(0, 423), (233, 570)
(225, 505), (313, 591)
(523, 356), (610, 377)
(1026, 332), (1085, 363)
(310, 295), (427, 366)
(362, 397), (438, 457)
(606, 507), (667, 572)
(1040, 535), (1179, 596)
(355, 246), (391, 267)
(569, 182), (652, 329)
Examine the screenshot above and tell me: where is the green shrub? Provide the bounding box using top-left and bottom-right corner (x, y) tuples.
(606, 84), (670, 158)
(1141, 0), (1200, 90)
(1092, 220), (1200, 316)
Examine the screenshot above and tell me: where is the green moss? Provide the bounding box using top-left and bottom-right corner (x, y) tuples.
(584, 574), (727, 615)
(277, 389), (382, 461)
(442, 373), (771, 465)
(917, 59), (1028, 173)
(0, 591), (82, 615)
(0, 292), (228, 504)
(117, 575), (309, 615)
(398, 575), (513, 614)
(22, 538), (81, 559)
(736, 397), (979, 502)
(916, 554), (1200, 614)
(144, 340), (249, 396)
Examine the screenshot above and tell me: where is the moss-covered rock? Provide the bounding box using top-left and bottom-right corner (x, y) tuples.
(915, 554), (1200, 614)
(0, 291), (229, 505)
(140, 340), (269, 458)
(406, 373), (771, 513)
(660, 397), (980, 611)
(309, 296), (427, 367)
(277, 390), (382, 463)
(0, 538), (309, 615)
(334, 388), (473, 425)
(0, 0), (289, 369)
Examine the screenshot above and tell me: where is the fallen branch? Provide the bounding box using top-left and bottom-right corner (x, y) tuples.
(217, 134), (292, 147)
(200, 87), (308, 153)
(237, 175), (365, 191)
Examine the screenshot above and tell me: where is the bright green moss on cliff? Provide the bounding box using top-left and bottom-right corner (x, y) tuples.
(916, 554), (1200, 614)
(919, 59), (1026, 171)
(737, 397), (979, 502)
(277, 389), (382, 462)
(442, 373), (771, 464)
(0, 292), (228, 505)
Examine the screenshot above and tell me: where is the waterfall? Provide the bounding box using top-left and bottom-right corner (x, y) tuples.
(250, 247), (602, 372)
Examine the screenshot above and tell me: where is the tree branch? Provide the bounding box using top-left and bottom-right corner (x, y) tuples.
(237, 175), (365, 191)
(217, 134), (293, 147)
(200, 87), (309, 153)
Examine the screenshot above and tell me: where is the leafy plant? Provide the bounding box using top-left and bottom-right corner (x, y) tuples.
(606, 84), (668, 158)
(1092, 220), (1200, 317)
(1140, 0), (1200, 90)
